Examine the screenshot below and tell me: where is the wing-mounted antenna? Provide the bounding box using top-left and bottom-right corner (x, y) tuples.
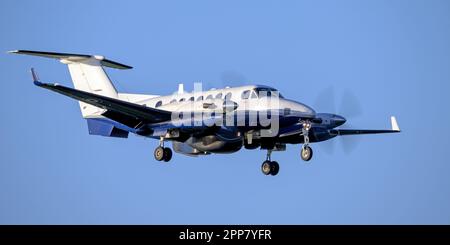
(178, 83), (185, 94)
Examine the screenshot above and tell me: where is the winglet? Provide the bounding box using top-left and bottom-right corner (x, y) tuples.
(390, 116), (400, 131)
(31, 68), (39, 82)
(30, 68), (44, 87)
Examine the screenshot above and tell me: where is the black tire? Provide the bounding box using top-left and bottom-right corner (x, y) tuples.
(261, 161), (272, 175)
(163, 147), (173, 162)
(301, 146), (313, 161)
(154, 146), (165, 161)
(270, 161), (279, 176)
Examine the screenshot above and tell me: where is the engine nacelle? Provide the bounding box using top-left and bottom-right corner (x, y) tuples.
(185, 135), (242, 154)
(172, 141), (209, 156)
(316, 113), (346, 128)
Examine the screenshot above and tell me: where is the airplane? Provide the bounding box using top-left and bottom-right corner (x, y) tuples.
(9, 50), (401, 176)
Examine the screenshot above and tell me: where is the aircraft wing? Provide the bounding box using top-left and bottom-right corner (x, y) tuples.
(330, 116), (401, 135)
(31, 69), (172, 125)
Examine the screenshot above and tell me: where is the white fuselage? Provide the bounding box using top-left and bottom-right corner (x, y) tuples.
(129, 84), (315, 118)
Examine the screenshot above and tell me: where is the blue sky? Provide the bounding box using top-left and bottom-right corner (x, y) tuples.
(1, 0), (450, 224)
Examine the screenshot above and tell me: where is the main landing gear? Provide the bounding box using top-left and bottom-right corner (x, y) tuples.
(154, 137), (172, 162)
(261, 150), (279, 176)
(259, 120), (314, 175)
(300, 121), (313, 162)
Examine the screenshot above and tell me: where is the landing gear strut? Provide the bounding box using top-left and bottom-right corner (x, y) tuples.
(154, 137), (172, 162)
(261, 150), (279, 176)
(301, 121), (313, 161)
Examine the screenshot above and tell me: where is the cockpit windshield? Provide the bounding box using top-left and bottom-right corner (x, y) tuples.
(254, 87), (284, 98)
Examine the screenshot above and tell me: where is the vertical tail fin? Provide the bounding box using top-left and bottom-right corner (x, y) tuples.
(9, 50), (132, 118)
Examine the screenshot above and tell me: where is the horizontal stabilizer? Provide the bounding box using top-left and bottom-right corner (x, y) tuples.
(9, 50), (132, 69)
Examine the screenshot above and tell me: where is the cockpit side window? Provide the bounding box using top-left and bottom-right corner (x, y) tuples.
(241, 90), (250, 99)
(225, 92), (232, 100)
(206, 94), (213, 100)
(215, 93), (223, 99)
(155, 101), (162, 107)
(255, 87), (284, 98)
(196, 96), (203, 101)
(250, 90), (258, 99)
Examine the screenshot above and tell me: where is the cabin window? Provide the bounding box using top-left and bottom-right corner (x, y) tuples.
(196, 96), (203, 101)
(155, 101), (162, 107)
(215, 93), (223, 99)
(225, 92), (232, 100)
(284, 108), (291, 115)
(250, 90), (258, 99)
(179, 98), (185, 102)
(189, 97), (195, 101)
(206, 94), (213, 100)
(241, 90), (251, 99)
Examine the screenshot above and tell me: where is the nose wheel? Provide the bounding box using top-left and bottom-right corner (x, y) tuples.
(261, 150), (280, 176)
(154, 137), (173, 162)
(301, 145), (313, 161)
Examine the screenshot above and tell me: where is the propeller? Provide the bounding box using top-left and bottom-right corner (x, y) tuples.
(339, 90), (363, 120)
(314, 86), (363, 154)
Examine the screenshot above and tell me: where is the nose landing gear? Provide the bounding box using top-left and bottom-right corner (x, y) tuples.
(300, 121), (313, 162)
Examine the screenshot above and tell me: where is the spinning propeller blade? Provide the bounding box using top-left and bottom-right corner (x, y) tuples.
(314, 87), (363, 154)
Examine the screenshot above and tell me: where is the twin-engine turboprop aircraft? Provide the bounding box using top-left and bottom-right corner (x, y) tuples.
(10, 50), (400, 176)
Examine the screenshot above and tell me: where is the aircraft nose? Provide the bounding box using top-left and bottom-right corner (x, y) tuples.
(334, 115), (346, 126)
